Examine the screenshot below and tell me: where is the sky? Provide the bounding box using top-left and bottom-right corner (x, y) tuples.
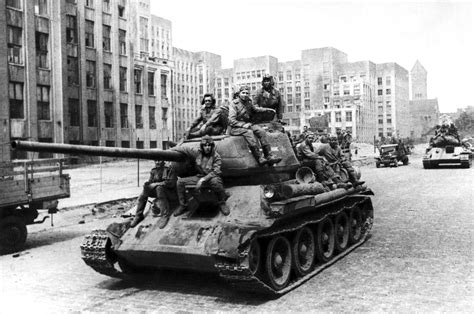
(150, 0), (473, 113)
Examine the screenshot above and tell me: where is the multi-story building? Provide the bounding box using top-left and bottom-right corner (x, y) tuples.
(171, 48), (221, 141)
(0, 0), (174, 162)
(376, 63), (410, 139)
(234, 56), (279, 94)
(214, 68), (233, 106)
(408, 61), (439, 138)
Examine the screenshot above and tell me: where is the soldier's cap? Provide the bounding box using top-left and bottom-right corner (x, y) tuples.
(262, 74), (273, 81)
(239, 85), (250, 92)
(200, 135), (214, 146)
(305, 132), (315, 139)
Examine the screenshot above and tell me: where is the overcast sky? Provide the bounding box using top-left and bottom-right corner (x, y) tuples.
(150, 0), (473, 113)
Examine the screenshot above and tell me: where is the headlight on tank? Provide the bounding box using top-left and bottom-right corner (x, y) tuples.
(460, 154), (469, 160)
(263, 186), (275, 199)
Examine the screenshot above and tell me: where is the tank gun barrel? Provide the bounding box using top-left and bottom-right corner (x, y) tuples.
(11, 140), (186, 162)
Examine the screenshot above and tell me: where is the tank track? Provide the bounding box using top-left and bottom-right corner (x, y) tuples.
(80, 229), (125, 279)
(215, 199), (373, 296)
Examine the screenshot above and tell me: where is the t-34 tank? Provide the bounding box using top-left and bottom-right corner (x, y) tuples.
(12, 132), (374, 296)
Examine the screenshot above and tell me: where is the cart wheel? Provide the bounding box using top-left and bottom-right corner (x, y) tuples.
(0, 216), (27, 254)
(265, 235), (292, 290)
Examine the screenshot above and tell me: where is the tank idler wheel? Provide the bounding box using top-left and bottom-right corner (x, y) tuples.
(315, 218), (335, 263)
(248, 239), (261, 275)
(265, 235), (293, 290)
(334, 212), (350, 252)
(0, 216), (27, 254)
(291, 227), (315, 276)
(349, 207), (363, 244)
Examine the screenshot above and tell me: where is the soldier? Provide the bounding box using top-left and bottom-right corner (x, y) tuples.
(318, 136), (365, 187)
(174, 136), (230, 217)
(253, 74), (284, 122)
(297, 133), (351, 189)
(229, 85), (282, 165)
(186, 94), (221, 139)
(203, 103), (229, 136)
(131, 160), (176, 228)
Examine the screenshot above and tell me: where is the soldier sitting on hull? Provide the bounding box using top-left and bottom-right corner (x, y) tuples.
(297, 133), (351, 190)
(131, 160), (177, 228)
(318, 136), (365, 187)
(186, 94), (224, 139)
(229, 85), (282, 166)
(174, 136), (230, 217)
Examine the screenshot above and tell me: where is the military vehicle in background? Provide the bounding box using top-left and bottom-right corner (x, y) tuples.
(375, 144), (409, 168)
(423, 117), (471, 169)
(12, 124), (374, 296)
(0, 159), (70, 254)
(308, 115), (329, 138)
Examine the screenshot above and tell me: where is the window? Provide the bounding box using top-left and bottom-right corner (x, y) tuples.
(121, 141), (130, 148)
(34, 0), (48, 15)
(135, 105), (143, 128)
(136, 141), (144, 149)
(149, 106), (156, 129)
(161, 74), (167, 99)
(386, 76), (391, 86)
(119, 67), (127, 92)
(287, 94), (293, 104)
(35, 32), (49, 68)
(343, 85), (350, 95)
(9, 82), (24, 119)
(324, 97), (330, 103)
(103, 63), (112, 89)
(287, 86), (292, 93)
(87, 100), (97, 127)
(324, 84), (330, 90)
(139, 17), (149, 53)
(378, 118), (383, 124)
(85, 20), (94, 48)
(377, 89), (383, 96)
(67, 56), (79, 85)
(278, 72), (283, 81)
(286, 71), (292, 81)
(103, 0), (110, 12)
(354, 84), (360, 95)
(103, 25), (111, 51)
(346, 111), (352, 122)
(86, 60), (96, 88)
(287, 106), (293, 113)
(37, 85), (50, 120)
(295, 72), (301, 80)
(118, 0), (126, 18)
(134, 69), (142, 93)
(340, 76), (347, 83)
(85, 0), (94, 7)
(7, 26), (23, 64)
(162, 107), (168, 124)
(120, 103), (128, 128)
(304, 99), (310, 110)
(119, 29), (126, 55)
(148, 72), (155, 96)
(104, 101), (114, 128)
(66, 15), (77, 44)
(69, 98), (80, 126)
(377, 77), (382, 85)
(150, 141), (157, 149)
(291, 119), (300, 127)
(386, 89), (391, 95)
(7, 0), (22, 9)
(335, 112), (342, 122)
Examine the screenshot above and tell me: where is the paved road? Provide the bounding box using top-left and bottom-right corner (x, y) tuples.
(0, 154), (472, 312)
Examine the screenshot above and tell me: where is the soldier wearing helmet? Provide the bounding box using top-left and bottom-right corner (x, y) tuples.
(186, 94), (227, 139)
(174, 135), (230, 217)
(253, 74), (284, 123)
(317, 135), (365, 186)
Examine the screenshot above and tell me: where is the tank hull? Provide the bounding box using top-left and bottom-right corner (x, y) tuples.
(423, 146), (471, 168)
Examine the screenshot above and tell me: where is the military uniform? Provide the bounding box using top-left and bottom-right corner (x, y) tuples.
(317, 143), (361, 185)
(253, 87), (283, 121)
(187, 106), (218, 139)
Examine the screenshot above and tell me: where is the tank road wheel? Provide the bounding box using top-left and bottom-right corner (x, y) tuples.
(375, 161), (380, 168)
(315, 218), (335, 263)
(265, 236), (293, 290)
(334, 212), (350, 252)
(248, 240), (261, 275)
(349, 207), (363, 244)
(292, 227), (315, 276)
(0, 216), (27, 254)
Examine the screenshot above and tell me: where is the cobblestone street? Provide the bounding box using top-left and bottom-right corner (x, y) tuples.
(0, 151), (472, 312)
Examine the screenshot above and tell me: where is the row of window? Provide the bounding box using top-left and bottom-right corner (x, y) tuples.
(235, 70), (266, 80)
(377, 76), (392, 86)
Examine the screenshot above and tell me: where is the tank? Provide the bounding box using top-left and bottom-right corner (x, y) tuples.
(12, 131), (374, 296)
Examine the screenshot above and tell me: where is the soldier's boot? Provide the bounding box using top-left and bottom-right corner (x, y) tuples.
(333, 177), (352, 189)
(151, 199), (161, 217)
(130, 197), (147, 228)
(262, 145), (282, 165)
(250, 146), (268, 166)
(217, 190), (231, 216)
(348, 170), (365, 186)
(156, 199), (170, 229)
(173, 205), (187, 217)
(174, 186), (188, 217)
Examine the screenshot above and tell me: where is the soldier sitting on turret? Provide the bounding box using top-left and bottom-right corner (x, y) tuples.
(131, 160), (177, 228)
(297, 132), (351, 190)
(186, 94), (226, 139)
(174, 136), (230, 217)
(253, 74), (284, 123)
(229, 85), (282, 166)
(318, 136), (365, 187)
